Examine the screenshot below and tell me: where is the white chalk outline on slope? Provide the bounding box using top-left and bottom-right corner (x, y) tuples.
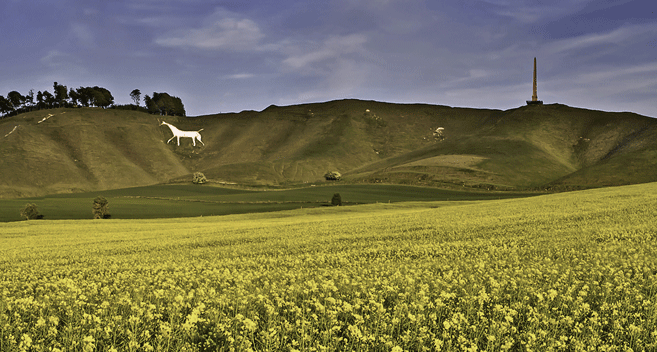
(4, 125), (18, 138)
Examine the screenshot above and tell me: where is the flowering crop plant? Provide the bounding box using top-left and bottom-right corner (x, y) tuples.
(1, 182), (656, 351)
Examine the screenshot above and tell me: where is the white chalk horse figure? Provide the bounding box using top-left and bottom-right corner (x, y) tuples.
(160, 121), (205, 146)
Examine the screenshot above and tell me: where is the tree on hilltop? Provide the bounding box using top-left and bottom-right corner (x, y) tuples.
(25, 90), (35, 111)
(130, 89), (141, 106)
(7, 91), (25, 111)
(74, 86), (114, 108)
(68, 88), (79, 106)
(144, 94), (156, 113)
(76, 87), (93, 107)
(53, 82), (68, 108)
(43, 91), (55, 109)
(147, 92), (186, 116)
(0, 96), (12, 116)
(0, 82), (184, 119)
(91, 86), (114, 108)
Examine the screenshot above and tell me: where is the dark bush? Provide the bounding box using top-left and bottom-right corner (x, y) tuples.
(110, 104), (149, 113)
(92, 196), (110, 219)
(331, 193), (342, 206)
(193, 172), (208, 184)
(20, 203), (41, 220)
(324, 171), (342, 181)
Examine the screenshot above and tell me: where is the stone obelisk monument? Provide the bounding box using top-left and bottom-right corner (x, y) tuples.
(526, 57), (543, 105)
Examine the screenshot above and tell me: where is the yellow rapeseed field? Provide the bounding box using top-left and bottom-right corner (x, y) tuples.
(1, 183), (656, 351)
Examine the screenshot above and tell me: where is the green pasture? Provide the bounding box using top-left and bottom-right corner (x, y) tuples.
(0, 184), (534, 222)
(0, 182), (655, 351)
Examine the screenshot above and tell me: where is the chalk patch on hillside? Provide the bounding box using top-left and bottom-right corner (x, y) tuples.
(433, 127), (445, 141)
(38, 114), (54, 124)
(37, 111), (66, 124)
(4, 125), (18, 138)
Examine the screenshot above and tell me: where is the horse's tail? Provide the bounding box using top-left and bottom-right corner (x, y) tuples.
(198, 129), (204, 132)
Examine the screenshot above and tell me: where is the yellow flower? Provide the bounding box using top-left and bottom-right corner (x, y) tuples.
(19, 334), (32, 349)
(547, 289), (558, 300)
(243, 318), (257, 332)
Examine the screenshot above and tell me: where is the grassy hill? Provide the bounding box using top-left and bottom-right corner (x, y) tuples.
(0, 108), (188, 198)
(1, 100), (656, 198)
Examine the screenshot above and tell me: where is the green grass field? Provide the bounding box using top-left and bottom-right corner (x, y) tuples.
(0, 184), (534, 222)
(1, 182), (656, 351)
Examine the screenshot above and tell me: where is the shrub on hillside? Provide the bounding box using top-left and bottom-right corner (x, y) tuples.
(363, 109), (386, 127)
(324, 171), (342, 181)
(193, 172), (208, 184)
(92, 196), (110, 219)
(20, 203), (41, 220)
(110, 104), (149, 113)
(331, 193), (342, 206)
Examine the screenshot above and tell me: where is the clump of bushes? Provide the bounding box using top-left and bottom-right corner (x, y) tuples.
(20, 203), (42, 220)
(193, 172), (208, 184)
(92, 196), (111, 219)
(331, 193), (342, 206)
(433, 127), (445, 141)
(363, 109), (386, 127)
(324, 171), (342, 181)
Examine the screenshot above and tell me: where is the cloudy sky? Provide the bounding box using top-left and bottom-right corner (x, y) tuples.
(1, 0), (655, 117)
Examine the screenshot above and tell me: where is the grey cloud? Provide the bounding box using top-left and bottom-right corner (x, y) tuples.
(481, 0), (593, 23)
(155, 16), (265, 51)
(224, 73), (256, 79)
(546, 23), (657, 55)
(70, 23), (96, 48)
(282, 34), (368, 73)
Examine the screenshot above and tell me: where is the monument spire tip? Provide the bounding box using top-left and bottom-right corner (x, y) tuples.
(526, 57), (543, 105)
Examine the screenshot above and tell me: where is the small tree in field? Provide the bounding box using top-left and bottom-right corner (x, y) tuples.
(20, 203), (40, 220)
(324, 171), (342, 181)
(331, 193), (342, 206)
(193, 172), (208, 184)
(92, 196), (110, 219)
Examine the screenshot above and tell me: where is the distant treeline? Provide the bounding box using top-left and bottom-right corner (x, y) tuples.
(0, 82), (185, 118)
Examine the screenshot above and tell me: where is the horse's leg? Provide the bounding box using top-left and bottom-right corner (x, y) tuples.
(191, 136), (196, 146)
(167, 136), (175, 144)
(177, 136), (180, 146)
(197, 135), (205, 146)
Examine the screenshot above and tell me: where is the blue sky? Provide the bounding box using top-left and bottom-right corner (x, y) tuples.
(1, 0), (655, 117)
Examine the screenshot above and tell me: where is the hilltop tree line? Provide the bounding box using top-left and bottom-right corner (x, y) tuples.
(0, 82), (186, 118)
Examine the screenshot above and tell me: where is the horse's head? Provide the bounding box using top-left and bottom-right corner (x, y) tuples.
(159, 121), (167, 126)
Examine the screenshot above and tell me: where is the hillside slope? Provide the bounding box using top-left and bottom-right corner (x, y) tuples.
(0, 108), (189, 198)
(186, 100), (657, 190)
(1, 100), (656, 198)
